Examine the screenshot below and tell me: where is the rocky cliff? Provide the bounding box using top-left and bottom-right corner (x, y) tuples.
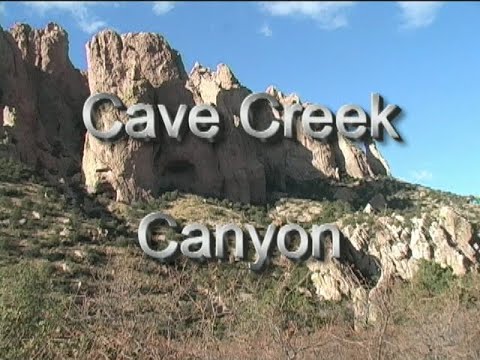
(1, 23), (389, 204)
(82, 30), (390, 204)
(0, 23), (479, 337)
(0, 23), (89, 177)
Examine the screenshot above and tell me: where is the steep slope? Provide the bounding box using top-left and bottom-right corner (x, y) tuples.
(0, 22), (479, 360)
(0, 157), (479, 359)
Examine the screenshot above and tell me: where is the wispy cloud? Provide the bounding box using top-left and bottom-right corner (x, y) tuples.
(397, 2), (443, 29)
(411, 169), (433, 183)
(152, 1), (175, 15)
(259, 1), (355, 30)
(23, 1), (107, 34)
(259, 23), (273, 37)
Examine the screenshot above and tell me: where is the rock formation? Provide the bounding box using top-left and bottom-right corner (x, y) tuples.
(0, 23), (89, 176)
(0, 23), (390, 203)
(0, 23), (479, 331)
(81, 29), (390, 204)
(271, 195), (479, 327)
(310, 206), (479, 327)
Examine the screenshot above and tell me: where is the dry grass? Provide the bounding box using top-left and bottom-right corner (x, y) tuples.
(1, 159), (480, 359)
(2, 244), (479, 359)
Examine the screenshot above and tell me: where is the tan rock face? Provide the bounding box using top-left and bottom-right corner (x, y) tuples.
(82, 30), (191, 202)
(438, 206), (476, 263)
(82, 29), (389, 203)
(0, 23), (389, 202)
(0, 23), (89, 176)
(325, 207), (477, 297)
(305, 206), (479, 326)
(1, 23), (479, 331)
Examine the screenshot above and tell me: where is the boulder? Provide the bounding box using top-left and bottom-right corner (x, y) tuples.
(364, 193), (387, 213)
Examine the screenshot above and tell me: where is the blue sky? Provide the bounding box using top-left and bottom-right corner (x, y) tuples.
(1, 1), (479, 196)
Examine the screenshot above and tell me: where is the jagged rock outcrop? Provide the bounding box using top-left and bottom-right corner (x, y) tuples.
(269, 196), (479, 327)
(304, 206), (479, 327)
(0, 23), (390, 201)
(0, 23), (89, 176)
(1, 23), (479, 335)
(82, 29), (389, 203)
(365, 137), (391, 176)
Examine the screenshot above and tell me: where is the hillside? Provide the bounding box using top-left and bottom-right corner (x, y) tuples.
(0, 23), (480, 359)
(1, 158), (479, 359)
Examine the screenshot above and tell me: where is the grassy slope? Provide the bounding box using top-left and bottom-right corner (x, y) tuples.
(0, 158), (479, 359)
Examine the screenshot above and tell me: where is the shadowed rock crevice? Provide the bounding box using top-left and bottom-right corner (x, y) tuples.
(160, 159), (198, 192)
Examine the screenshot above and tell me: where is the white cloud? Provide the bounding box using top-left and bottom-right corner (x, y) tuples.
(397, 2), (443, 29)
(78, 18), (107, 34)
(259, 23), (272, 37)
(411, 170), (433, 182)
(152, 1), (175, 15)
(23, 1), (107, 34)
(259, 1), (355, 30)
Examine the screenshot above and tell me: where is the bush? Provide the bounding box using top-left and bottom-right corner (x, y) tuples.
(0, 158), (36, 183)
(245, 206), (270, 226)
(161, 190), (179, 202)
(414, 260), (455, 295)
(309, 200), (352, 224)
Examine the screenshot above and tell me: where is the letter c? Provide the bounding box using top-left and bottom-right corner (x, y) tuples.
(240, 93), (281, 141)
(83, 93), (125, 141)
(138, 212), (179, 261)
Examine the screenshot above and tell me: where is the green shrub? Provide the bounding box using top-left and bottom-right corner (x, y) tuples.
(9, 207), (23, 226)
(309, 200), (352, 224)
(245, 206), (270, 226)
(0, 158), (36, 183)
(414, 260), (455, 295)
(161, 190), (179, 202)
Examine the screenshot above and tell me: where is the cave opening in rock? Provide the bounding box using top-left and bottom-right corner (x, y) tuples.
(160, 159), (197, 193)
(165, 160), (195, 174)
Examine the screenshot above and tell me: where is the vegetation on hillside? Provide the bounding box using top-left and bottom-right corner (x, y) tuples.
(0, 158), (479, 359)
